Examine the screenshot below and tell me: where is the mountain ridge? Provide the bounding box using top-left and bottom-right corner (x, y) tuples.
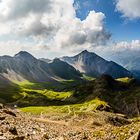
(61, 50), (132, 78)
(0, 50), (133, 84)
(0, 51), (82, 82)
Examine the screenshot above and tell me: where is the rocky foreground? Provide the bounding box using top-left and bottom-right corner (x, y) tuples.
(0, 104), (140, 140)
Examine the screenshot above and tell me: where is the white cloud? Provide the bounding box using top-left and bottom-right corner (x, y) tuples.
(0, 0), (52, 20)
(113, 40), (140, 51)
(0, 0), (110, 57)
(92, 40), (140, 61)
(116, 0), (140, 19)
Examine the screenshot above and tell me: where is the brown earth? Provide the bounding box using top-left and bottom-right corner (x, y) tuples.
(0, 104), (140, 140)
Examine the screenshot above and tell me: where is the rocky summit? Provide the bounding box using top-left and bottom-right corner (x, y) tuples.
(61, 50), (132, 78)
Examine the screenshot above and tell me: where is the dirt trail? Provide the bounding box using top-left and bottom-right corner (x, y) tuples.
(32, 117), (69, 126)
(0, 106), (140, 140)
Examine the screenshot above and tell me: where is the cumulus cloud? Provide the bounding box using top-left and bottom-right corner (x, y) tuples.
(92, 40), (140, 62)
(0, 0), (111, 56)
(113, 40), (140, 51)
(116, 0), (140, 19)
(0, 0), (53, 20)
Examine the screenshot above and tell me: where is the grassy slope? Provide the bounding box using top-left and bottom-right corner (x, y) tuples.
(0, 76), (109, 115)
(116, 77), (132, 83)
(1, 76), (140, 117)
(21, 98), (108, 115)
(0, 84), (22, 103)
(15, 78), (108, 112)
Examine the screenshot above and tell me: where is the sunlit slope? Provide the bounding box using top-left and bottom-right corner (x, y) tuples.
(1, 75), (140, 117)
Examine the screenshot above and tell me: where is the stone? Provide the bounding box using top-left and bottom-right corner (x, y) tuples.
(3, 109), (16, 117)
(0, 136), (6, 140)
(0, 116), (6, 120)
(9, 127), (18, 135)
(128, 131), (140, 140)
(0, 104), (3, 109)
(11, 136), (25, 140)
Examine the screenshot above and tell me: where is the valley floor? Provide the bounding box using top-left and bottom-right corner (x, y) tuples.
(0, 105), (140, 140)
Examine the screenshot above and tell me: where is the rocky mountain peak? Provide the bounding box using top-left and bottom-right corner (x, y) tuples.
(78, 50), (91, 56)
(14, 51), (36, 60)
(81, 50), (89, 54)
(75, 50), (102, 61)
(52, 58), (62, 63)
(61, 50), (132, 78)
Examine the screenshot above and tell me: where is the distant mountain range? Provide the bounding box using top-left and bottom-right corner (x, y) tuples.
(0, 51), (81, 82)
(61, 50), (132, 78)
(0, 50), (133, 83)
(108, 51), (140, 79)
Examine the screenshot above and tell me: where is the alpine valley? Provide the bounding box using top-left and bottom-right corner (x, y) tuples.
(0, 50), (140, 140)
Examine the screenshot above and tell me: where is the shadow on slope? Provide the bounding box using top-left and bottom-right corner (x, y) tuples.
(1, 74), (140, 117)
(0, 75), (22, 103)
(70, 75), (140, 117)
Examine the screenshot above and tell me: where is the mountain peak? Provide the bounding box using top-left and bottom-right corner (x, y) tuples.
(14, 51), (36, 60)
(78, 50), (98, 56)
(53, 58), (61, 62)
(80, 50), (89, 54)
(61, 50), (132, 78)
(75, 50), (101, 60)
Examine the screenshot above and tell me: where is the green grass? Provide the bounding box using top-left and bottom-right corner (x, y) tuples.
(0, 84), (22, 102)
(15, 79), (82, 91)
(14, 80), (48, 90)
(83, 74), (95, 81)
(1, 77), (140, 117)
(16, 80), (73, 100)
(0, 79), (76, 105)
(22, 88), (73, 100)
(21, 98), (109, 115)
(116, 77), (132, 83)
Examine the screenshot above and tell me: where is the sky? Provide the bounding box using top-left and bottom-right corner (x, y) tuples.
(0, 0), (139, 59)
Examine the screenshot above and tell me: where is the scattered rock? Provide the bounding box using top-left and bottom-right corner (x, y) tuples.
(9, 127), (18, 135)
(0, 116), (6, 120)
(96, 104), (111, 112)
(0, 106), (139, 140)
(0, 104), (3, 109)
(128, 131), (140, 140)
(0, 136), (6, 140)
(3, 109), (16, 117)
(107, 116), (131, 126)
(11, 136), (25, 140)
(43, 133), (49, 139)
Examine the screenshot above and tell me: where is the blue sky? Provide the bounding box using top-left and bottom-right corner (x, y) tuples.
(74, 0), (140, 42)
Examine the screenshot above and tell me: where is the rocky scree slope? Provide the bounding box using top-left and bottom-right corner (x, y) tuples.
(0, 104), (140, 140)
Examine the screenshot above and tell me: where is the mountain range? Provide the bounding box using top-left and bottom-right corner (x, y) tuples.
(0, 51), (81, 83)
(108, 51), (140, 79)
(61, 50), (132, 79)
(0, 50), (140, 119)
(0, 50), (133, 84)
